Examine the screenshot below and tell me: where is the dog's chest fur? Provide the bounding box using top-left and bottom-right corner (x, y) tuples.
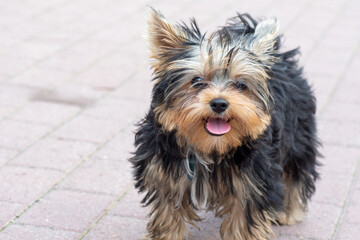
(181, 146), (277, 211)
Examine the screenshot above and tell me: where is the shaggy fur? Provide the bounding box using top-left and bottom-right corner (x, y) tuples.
(130, 8), (319, 240)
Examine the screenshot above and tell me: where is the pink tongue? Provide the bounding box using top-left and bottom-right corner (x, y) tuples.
(206, 118), (231, 135)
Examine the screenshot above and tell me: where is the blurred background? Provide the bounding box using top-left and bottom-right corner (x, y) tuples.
(0, 0), (359, 239)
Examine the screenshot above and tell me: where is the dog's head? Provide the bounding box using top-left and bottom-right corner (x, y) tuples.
(146, 8), (279, 155)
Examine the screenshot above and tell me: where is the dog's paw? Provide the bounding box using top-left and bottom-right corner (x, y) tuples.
(277, 209), (305, 226)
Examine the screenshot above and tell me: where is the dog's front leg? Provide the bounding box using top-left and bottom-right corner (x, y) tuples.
(141, 163), (200, 240)
(146, 197), (198, 240)
(218, 196), (274, 240)
(215, 167), (282, 240)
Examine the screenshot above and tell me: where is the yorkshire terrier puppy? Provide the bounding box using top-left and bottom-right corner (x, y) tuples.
(130, 8), (319, 240)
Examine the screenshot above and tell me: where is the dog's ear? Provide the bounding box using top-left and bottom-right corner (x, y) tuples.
(145, 8), (187, 62)
(249, 18), (279, 57)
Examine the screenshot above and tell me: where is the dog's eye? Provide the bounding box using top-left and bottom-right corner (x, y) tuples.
(191, 77), (202, 84)
(191, 77), (206, 88)
(235, 81), (248, 91)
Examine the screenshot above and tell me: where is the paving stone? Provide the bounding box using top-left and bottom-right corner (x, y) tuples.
(57, 158), (132, 196)
(75, 64), (130, 91)
(91, 18), (144, 45)
(75, 41), (148, 91)
(274, 236), (304, 240)
(82, 98), (148, 126)
(28, 27), (86, 46)
(66, 39), (120, 59)
(93, 125), (136, 161)
(51, 115), (124, 143)
(4, 40), (64, 61)
(11, 68), (73, 89)
(0, 148), (17, 166)
(109, 188), (147, 219)
(339, 168), (360, 226)
(353, 167), (360, 189)
(0, 56), (34, 79)
(3, 21), (51, 42)
(274, 202), (341, 240)
(0, 120), (50, 150)
(316, 92), (332, 115)
(265, 0), (313, 30)
(341, 188), (360, 225)
(305, 56), (346, 79)
(0, 224), (79, 240)
(83, 215), (146, 240)
(110, 70), (153, 102)
(319, 143), (360, 175)
(0, 0), (359, 239)
(320, 28), (359, 52)
(35, 35), (122, 73)
(36, 50), (102, 73)
(0, 201), (24, 227)
(312, 171), (353, 207)
(306, 74), (338, 114)
(332, 80), (360, 105)
(150, 0), (195, 19)
(12, 101), (80, 126)
(291, 10), (336, 34)
(307, 72), (337, 96)
(0, 165), (63, 204)
(16, 189), (114, 232)
(321, 98), (360, 124)
(318, 119), (360, 147)
(0, 84), (36, 108)
(10, 137), (96, 171)
(31, 82), (106, 108)
(335, 222), (360, 240)
(0, 105), (16, 120)
(329, 49), (360, 106)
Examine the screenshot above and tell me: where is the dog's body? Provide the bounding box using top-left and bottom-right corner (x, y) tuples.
(130, 9), (319, 240)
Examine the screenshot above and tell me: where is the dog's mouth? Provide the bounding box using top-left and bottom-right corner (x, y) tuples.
(203, 117), (231, 136)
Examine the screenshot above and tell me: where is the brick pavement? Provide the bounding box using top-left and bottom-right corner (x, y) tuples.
(0, 0), (359, 239)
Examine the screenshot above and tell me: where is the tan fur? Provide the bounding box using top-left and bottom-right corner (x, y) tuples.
(214, 170), (275, 240)
(142, 157), (278, 240)
(142, 161), (201, 240)
(145, 9), (189, 74)
(250, 18), (279, 62)
(277, 173), (306, 225)
(219, 202), (274, 240)
(155, 85), (270, 155)
(148, 17), (273, 155)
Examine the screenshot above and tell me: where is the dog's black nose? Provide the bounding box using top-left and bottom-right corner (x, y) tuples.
(210, 98), (229, 113)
